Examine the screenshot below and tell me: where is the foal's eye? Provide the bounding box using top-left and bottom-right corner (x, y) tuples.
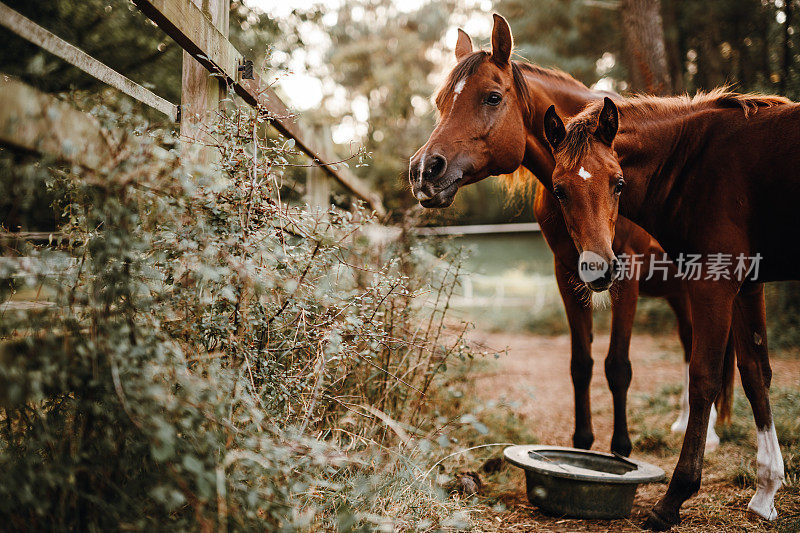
(553, 185), (567, 201)
(613, 177), (625, 195)
(485, 92), (502, 106)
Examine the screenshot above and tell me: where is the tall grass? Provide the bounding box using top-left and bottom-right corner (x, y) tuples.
(0, 100), (485, 530)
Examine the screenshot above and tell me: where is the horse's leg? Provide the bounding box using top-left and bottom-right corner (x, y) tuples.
(555, 260), (594, 450)
(645, 282), (734, 531)
(667, 292), (720, 450)
(667, 292), (692, 434)
(732, 283), (784, 521)
(605, 277), (637, 457)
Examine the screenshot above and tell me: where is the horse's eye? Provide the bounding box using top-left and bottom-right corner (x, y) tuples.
(553, 185), (567, 201)
(614, 177), (625, 195)
(485, 92), (502, 106)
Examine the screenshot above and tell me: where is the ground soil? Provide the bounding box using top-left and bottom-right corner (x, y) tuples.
(464, 331), (800, 532)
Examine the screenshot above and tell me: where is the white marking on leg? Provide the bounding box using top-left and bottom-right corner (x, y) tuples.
(671, 363), (690, 434)
(748, 422), (784, 521)
(670, 363), (719, 451)
(706, 403), (720, 452)
(578, 166), (592, 180)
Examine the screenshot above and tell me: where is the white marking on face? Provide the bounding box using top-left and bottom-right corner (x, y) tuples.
(578, 166), (592, 181)
(414, 189), (432, 201)
(452, 79), (467, 105)
(748, 422), (784, 521)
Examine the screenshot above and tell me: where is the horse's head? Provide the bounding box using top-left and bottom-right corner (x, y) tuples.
(409, 14), (533, 208)
(545, 97), (624, 291)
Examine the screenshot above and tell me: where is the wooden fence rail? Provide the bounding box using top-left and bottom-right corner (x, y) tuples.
(0, 3), (178, 121)
(0, 0), (385, 216)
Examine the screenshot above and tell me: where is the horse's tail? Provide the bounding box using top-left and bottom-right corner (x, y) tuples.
(715, 337), (736, 425)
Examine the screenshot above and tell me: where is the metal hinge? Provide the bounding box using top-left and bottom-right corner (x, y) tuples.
(238, 58), (254, 80)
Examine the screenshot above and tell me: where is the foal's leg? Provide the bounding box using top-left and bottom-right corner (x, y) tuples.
(645, 282), (734, 531)
(667, 292), (720, 450)
(732, 283), (784, 521)
(606, 277), (637, 457)
(555, 261), (594, 449)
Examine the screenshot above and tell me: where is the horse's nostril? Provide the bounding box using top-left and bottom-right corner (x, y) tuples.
(423, 155), (447, 180)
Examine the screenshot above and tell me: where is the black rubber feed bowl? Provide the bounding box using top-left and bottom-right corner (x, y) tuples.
(504, 445), (665, 519)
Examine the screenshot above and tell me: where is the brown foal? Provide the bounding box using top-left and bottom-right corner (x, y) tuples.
(408, 14), (732, 460)
(545, 92), (793, 529)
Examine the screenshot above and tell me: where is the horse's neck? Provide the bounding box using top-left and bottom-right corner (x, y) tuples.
(522, 74), (603, 188)
(615, 109), (715, 239)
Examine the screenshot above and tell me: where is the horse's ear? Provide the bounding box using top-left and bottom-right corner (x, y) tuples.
(594, 97), (619, 146)
(455, 29), (473, 61)
(544, 105), (566, 150)
(491, 14), (512, 66)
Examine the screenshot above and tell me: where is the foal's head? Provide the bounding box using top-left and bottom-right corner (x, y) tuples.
(545, 97), (624, 291)
(408, 14), (533, 207)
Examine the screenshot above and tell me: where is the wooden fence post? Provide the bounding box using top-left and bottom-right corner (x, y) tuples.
(180, 0), (230, 165)
(305, 125), (332, 213)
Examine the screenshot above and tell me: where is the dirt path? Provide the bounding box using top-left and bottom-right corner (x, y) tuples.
(465, 331), (800, 532)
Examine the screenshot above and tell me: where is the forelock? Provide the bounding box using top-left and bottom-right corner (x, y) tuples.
(434, 51), (490, 111)
(557, 111), (598, 168)
(433, 51), (534, 128)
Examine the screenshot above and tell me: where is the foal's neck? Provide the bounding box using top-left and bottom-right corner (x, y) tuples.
(614, 107), (718, 242)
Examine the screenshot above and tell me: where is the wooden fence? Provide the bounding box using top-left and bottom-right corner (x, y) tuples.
(0, 0), (385, 216)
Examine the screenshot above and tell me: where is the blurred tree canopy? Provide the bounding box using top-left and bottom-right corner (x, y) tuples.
(2, 0), (800, 223)
(0, 0), (297, 105)
(496, 0), (799, 99)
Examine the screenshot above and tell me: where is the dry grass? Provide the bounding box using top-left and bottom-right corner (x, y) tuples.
(446, 330), (800, 532)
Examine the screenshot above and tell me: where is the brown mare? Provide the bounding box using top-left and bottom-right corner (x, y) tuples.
(545, 91), (794, 528)
(408, 15), (733, 459)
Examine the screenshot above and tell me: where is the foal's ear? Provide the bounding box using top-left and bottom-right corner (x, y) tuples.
(594, 97), (619, 146)
(455, 29), (473, 61)
(544, 105), (566, 150)
(491, 14), (512, 66)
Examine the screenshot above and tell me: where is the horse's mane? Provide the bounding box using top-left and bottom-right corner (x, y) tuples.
(558, 88), (791, 168)
(434, 51), (579, 130)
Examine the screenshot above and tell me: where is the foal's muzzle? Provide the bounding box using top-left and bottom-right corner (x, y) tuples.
(579, 253), (621, 292)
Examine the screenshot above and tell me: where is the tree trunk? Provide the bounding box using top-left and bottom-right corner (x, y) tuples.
(660, 0), (685, 93)
(780, 0), (793, 95)
(620, 0), (673, 95)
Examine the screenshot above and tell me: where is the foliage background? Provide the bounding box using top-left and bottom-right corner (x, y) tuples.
(3, 0), (800, 528)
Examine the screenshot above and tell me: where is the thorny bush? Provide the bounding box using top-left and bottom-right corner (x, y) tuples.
(0, 99), (484, 531)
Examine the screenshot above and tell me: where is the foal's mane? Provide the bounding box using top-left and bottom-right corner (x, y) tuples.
(558, 88), (791, 168)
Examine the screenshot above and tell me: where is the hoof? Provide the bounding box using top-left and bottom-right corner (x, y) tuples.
(748, 496), (778, 521)
(573, 430), (594, 450)
(611, 435), (632, 457)
(643, 508), (680, 531)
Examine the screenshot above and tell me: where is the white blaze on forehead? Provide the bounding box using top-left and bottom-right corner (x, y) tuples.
(748, 422), (784, 521)
(578, 166), (592, 181)
(452, 78), (467, 105)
